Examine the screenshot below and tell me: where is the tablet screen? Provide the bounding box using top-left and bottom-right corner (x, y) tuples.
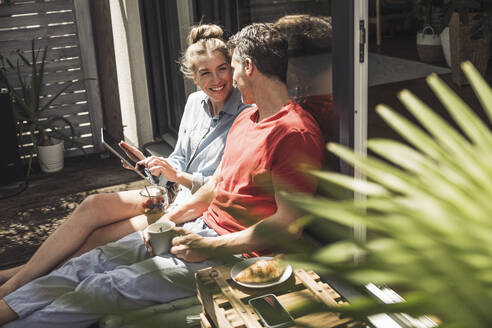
(101, 129), (149, 181)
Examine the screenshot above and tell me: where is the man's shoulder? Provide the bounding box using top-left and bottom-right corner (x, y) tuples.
(235, 105), (257, 121)
(240, 104), (257, 114)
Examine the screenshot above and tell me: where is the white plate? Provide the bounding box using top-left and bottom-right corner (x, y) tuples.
(230, 256), (293, 288)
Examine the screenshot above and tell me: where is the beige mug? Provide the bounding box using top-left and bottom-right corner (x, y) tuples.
(145, 221), (176, 255)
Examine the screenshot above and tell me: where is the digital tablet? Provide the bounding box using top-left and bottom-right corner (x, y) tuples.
(101, 128), (147, 180)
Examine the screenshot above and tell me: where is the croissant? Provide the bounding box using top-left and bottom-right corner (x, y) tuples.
(235, 259), (285, 283)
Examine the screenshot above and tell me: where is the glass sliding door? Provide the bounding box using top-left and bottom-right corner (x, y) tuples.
(235, 0), (331, 26)
(141, 0), (359, 151)
(140, 0), (362, 155)
(231, 0), (351, 170)
(229, 1), (363, 249)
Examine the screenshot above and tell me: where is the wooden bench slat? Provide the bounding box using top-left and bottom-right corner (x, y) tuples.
(0, 11), (75, 29)
(39, 90), (87, 107)
(0, 0), (72, 16)
(0, 23), (76, 42)
(40, 103), (88, 117)
(0, 34), (79, 55)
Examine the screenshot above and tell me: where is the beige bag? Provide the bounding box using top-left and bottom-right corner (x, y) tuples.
(417, 25), (444, 63)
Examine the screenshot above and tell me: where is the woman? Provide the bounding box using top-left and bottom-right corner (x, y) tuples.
(0, 24), (248, 298)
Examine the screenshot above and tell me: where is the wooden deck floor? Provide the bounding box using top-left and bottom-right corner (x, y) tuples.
(0, 154), (147, 269)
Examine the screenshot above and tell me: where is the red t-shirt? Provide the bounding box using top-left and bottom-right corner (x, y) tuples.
(202, 100), (325, 240)
(296, 94), (333, 144)
(296, 94), (337, 170)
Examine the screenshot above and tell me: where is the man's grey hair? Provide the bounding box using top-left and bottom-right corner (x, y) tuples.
(228, 23), (288, 83)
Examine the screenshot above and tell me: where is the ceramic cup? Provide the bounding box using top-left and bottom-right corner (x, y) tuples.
(145, 221), (176, 255)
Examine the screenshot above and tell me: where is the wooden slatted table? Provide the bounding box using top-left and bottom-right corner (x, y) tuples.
(195, 262), (362, 328)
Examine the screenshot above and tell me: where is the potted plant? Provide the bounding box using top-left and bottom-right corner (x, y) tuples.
(442, 0), (492, 85)
(0, 40), (85, 177)
(282, 61), (492, 327)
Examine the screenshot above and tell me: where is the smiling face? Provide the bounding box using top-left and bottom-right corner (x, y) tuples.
(192, 51), (233, 112)
(231, 50), (254, 105)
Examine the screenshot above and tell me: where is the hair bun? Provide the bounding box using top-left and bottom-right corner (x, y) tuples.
(188, 24), (224, 45)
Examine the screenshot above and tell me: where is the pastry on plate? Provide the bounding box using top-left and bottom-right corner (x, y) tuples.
(234, 258), (285, 283)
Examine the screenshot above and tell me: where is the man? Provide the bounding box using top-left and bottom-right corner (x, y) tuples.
(0, 23), (324, 327)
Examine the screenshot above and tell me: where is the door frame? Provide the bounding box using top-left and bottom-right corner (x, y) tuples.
(332, 0), (355, 175)
(353, 0), (369, 248)
(332, 0), (369, 248)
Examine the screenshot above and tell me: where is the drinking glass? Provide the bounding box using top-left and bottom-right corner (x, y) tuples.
(139, 186), (169, 224)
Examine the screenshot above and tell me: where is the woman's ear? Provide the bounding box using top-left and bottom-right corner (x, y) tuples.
(192, 74), (199, 86)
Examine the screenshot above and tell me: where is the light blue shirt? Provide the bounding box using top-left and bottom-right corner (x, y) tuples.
(162, 87), (248, 195)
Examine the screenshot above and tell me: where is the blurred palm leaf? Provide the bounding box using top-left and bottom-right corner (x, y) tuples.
(285, 61), (492, 328)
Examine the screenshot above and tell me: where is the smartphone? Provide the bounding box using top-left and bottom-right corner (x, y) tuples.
(101, 128), (159, 184)
(248, 294), (294, 328)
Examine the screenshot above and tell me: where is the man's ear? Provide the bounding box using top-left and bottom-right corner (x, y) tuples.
(244, 58), (254, 77)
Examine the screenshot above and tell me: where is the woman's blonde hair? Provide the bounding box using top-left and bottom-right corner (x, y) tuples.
(179, 24), (230, 79)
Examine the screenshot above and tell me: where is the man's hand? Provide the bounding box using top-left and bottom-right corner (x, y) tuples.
(170, 227), (215, 262)
(137, 156), (179, 182)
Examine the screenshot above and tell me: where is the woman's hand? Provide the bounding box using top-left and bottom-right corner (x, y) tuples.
(137, 156), (179, 182)
(119, 141), (145, 170)
(170, 227), (215, 262)
(143, 214), (174, 255)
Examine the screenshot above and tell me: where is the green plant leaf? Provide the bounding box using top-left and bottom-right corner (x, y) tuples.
(281, 192), (384, 232)
(462, 61), (492, 123)
(398, 89), (477, 162)
(328, 143), (429, 196)
(310, 169), (389, 196)
(375, 104), (445, 162)
(313, 241), (362, 265)
(426, 73), (492, 150)
(378, 101), (492, 191)
(284, 62), (492, 327)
